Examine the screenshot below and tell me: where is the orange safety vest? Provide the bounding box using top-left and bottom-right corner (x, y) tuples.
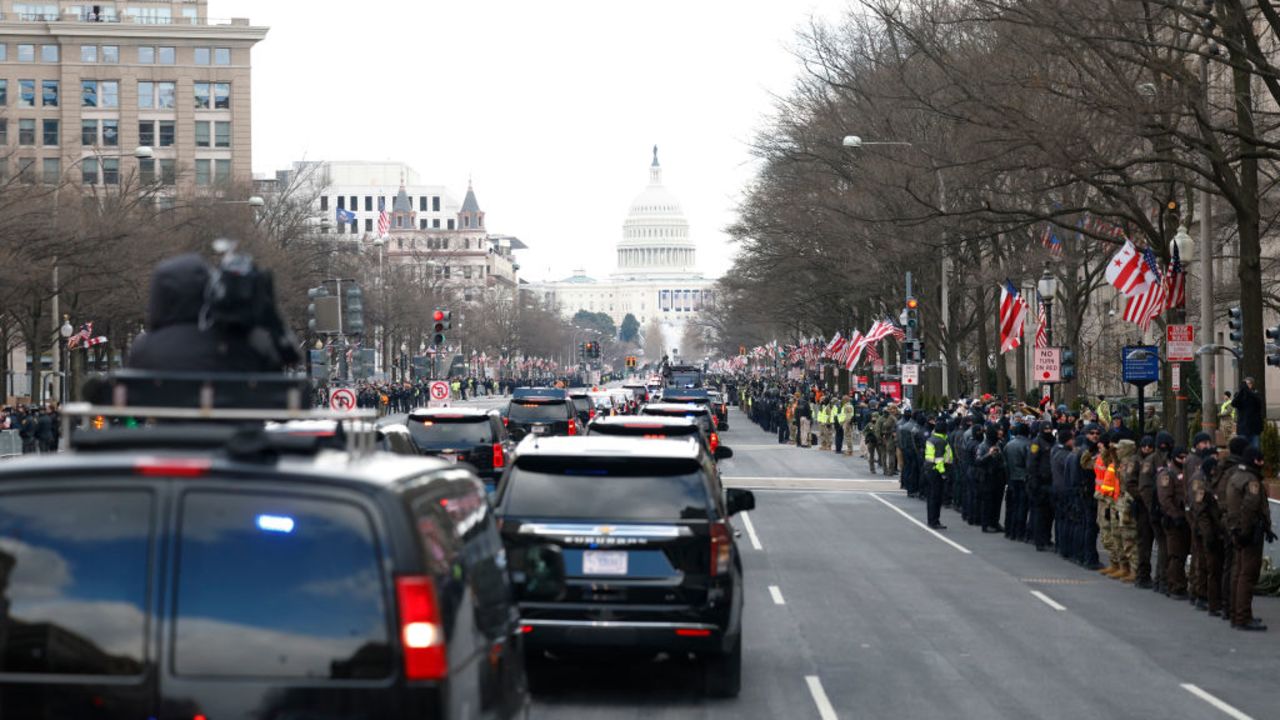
(1095, 455), (1119, 498)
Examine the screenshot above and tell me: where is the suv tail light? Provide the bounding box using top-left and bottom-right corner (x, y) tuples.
(492, 443), (505, 469)
(710, 522), (731, 576)
(396, 576), (447, 680)
(709, 432), (720, 454)
(567, 421), (577, 436)
(589, 408), (596, 420)
(134, 458), (211, 477)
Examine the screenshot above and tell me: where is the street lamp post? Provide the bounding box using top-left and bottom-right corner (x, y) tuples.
(372, 237), (386, 379)
(58, 316), (73, 406)
(1171, 225), (1193, 447)
(1037, 263), (1058, 404)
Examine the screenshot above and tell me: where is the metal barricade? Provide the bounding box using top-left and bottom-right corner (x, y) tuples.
(0, 429), (22, 458)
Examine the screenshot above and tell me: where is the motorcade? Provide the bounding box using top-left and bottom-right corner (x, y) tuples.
(566, 388), (594, 426)
(706, 390), (730, 430)
(506, 387), (581, 440)
(640, 402), (725, 457)
(608, 388), (637, 413)
(406, 407), (514, 491)
(664, 363), (704, 389)
(492, 436), (754, 697)
(0, 370), (566, 720)
(622, 382), (650, 403)
(586, 414), (734, 462)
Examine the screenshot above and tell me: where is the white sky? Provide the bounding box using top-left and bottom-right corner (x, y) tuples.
(216, 0), (850, 282)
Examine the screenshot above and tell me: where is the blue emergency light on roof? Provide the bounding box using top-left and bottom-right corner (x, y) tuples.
(256, 514), (296, 533)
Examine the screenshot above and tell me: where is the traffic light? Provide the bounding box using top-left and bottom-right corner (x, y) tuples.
(905, 297), (919, 333)
(1266, 324), (1280, 367)
(308, 349), (329, 380)
(307, 286), (340, 334)
(1060, 348), (1076, 382)
(1227, 306), (1243, 349)
(431, 308), (450, 347)
(344, 284), (364, 335)
(910, 339), (925, 363)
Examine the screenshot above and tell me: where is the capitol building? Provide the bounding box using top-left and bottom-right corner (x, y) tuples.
(526, 147), (715, 347)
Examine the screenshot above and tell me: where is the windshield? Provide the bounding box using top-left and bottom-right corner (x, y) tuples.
(501, 459), (709, 520)
(408, 417), (494, 445)
(509, 401), (570, 423)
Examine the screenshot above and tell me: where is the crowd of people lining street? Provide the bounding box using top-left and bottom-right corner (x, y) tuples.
(313, 376), (522, 413)
(737, 375), (1275, 632)
(0, 404), (61, 454)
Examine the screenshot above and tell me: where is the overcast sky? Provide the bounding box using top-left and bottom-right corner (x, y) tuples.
(217, 0), (849, 282)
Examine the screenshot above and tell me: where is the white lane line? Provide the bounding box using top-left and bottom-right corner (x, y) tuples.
(1181, 683), (1254, 720)
(1029, 590), (1066, 611)
(869, 493), (972, 554)
(805, 675), (838, 720)
(1268, 497), (1279, 506)
(768, 585), (786, 605)
(739, 511), (763, 551)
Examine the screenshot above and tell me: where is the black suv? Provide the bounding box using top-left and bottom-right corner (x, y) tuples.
(494, 436), (754, 697)
(506, 388), (581, 441)
(640, 402), (726, 457)
(0, 373), (565, 720)
(587, 415), (733, 462)
(566, 388), (593, 426)
(407, 407), (514, 491)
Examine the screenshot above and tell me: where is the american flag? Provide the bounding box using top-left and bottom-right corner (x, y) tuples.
(842, 331), (866, 370)
(999, 281), (1028, 354)
(1165, 243), (1186, 310)
(1122, 248), (1167, 332)
(377, 197), (389, 236)
(1041, 225), (1062, 257)
(823, 332), (845, 359)
(1034, 295), (1048, 349)
(66, 321), (93, 350)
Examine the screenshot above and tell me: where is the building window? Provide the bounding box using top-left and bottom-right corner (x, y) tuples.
(214, 47), (231, 65)
(194, 82), (210, 109)
(194, 159), (211, 186)
(432, 218), (440, 229)
(19, 119), (35, 146)
(102, 158), (119, 185)
(82, 119), (98, 146)
(102, 45), (119, 63)
(81, 80), (97, 107)
(41, 80), (58, 107)
(447, 219), (455, 230)
(214, 159), (230, 184)
(138, 46), (155, 64)
(157, 46), (175, 64)
(335, 196), (344, 210)
(18, 157), (35, 183)
(194, 121), (210, 147)
(419, 219), (427, 229)
(194, 47), (210, 65)
(81, 45), (98, 63)
(19, 80), (34, 108)
(157, 81), (176, 109)
(214, 122), (230, 148)
(214, 83), (230, 109)
(82, 157), (98, 184)
(101, 81), (118, 108)
(42, 157), (59, 184)
(364, 218), (373, 232)
(432, 196), (440, 211)
(138, 81), (153, 109)
(138, 121), (154, 147)
(158, 121), (175, 147)
(0, 120), (6, 145)
(102, 119), (118, 146)
(40, 45), (58, 62)
(139, 158), (154, 184)
(349, 220), (357, 233)
(364, 196), (372, 212)
(0, 45), (6, 62)
(419, 196), (426, 211)
(0, 80), (7, 106)
(463, 265), (473, 280)
(320, 196), (329, 211)
(17, 44), (34, 62)
(42, 119), (58, 146)
(159, 159), (175, 186)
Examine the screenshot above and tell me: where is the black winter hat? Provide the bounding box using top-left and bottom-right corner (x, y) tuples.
(1140, 435), (1156, 449)
(1192, 432), (1213, 447)
(1228, 436), (1250, 456)
(1156, 431), (1175, 450)
(1243, 446), (1264, 466)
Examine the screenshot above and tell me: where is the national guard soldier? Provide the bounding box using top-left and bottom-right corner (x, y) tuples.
(923, 418), (953, 529)
(1225, 446), (1275, 631)
(1094, 436), (1122, 576)
(839, 394), (856, 456)
(1113, 439), (1140, 582)
(1128, 435), (1158, 588)
(879, 408), (898, 475)
(865, 408), (882, 472)
(818, 397), (834, 450)
(1157, 447), (1190, 599)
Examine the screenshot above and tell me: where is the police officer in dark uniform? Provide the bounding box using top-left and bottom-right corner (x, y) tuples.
(1027, 424), (1056, 551)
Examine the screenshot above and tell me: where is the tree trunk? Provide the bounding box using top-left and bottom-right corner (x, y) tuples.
(976, 285), (992, 394)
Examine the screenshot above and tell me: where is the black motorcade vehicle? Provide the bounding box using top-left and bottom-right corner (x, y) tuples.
(506, 387), (581, 441)
(494, 436), (754, 697)
(587, 414), (733, 462)
(664, 363), (705, 388)
(639, 402), (726, 457)
(407, 407), (514, 491)
(566, 388), (593, 426)
(0, 372), (565, 720)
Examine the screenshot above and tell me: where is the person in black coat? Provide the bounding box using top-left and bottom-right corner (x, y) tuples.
(1231, 377), (1264, 448)
(975, 426), (1007, 533)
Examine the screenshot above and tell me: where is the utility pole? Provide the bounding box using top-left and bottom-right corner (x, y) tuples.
(1197, 55), (1218, 439)
(904, 272), (915, 406)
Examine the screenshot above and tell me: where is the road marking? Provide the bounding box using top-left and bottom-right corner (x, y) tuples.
(768, 585), (786, 605)
(1181, 683), (1254, 720)
(1269, 498), (1279, 506)
(869, 493), (972, 554)
(1029, 590), (1066, 611)
(805, 675), (838, 720)
(739, 511), (763, 550)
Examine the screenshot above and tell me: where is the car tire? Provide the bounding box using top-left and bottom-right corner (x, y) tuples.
(703, 634), (741, 698)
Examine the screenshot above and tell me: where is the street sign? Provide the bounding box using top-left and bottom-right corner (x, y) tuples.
(1166, 324), (1195, 363)
(328, 387), (357, 412)
(428, 381), (450, 401)
(1034, 347), (1062, 384)
(902, 364), (919, 386)
(879, 380), (902, 401)
(1171, 364), (1181, 391)
(855, 374), (868, 390)
(1122, 345), (1160, 386)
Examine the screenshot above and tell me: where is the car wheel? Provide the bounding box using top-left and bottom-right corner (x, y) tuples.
(703, 634), (741, 698)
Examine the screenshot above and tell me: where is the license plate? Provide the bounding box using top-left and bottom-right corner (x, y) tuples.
(582, 550), (628, 575)
(531, 425), (547, 435)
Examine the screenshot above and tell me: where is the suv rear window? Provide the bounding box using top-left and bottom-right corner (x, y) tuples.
(501, 458), (709, 520)
(509, 401), (569, 424)
(0, 489), (151, 676)
(643, 409), (712, 435)
(408, 416), (494, 445)
(173, 491), (391, 679)
(589, 424), (699, 441)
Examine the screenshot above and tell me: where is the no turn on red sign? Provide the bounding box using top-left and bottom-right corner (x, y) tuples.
(1034, 347), (1061, 384)
(1166, 324), (1195, 363)
(329, 387), (357, 412)
(902, 364), (919, 386)
(429, 381), (451, 401)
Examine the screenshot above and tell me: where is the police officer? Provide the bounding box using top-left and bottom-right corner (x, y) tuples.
(1215, 435), (1249, 616)
(1128, 435), (1158, 588)
(899, 409), (918, 494)
(1184, 432), (1215, 610)
(1004, 423), (1031, 542)
(974, 425), (1006, 533)
(923, 418), (953, 529)
(1157, 447), (1191, 599)
(1027, 424), (1056, 552)
(1225, 446), (1274, 630)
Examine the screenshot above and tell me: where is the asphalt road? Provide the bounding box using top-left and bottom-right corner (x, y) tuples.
(525, 405), (1279, 720)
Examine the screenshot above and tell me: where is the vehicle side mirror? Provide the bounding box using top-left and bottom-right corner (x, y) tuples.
(516, 544), (566, 601)
(714, 445), (734, 460)
(726, 488), (755, 515)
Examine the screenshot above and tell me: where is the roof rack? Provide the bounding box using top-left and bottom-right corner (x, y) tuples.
(61, 371), (379, 458)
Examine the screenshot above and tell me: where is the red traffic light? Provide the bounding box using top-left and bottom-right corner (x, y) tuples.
(906, 297), (919, 310)
(432, 310), (445, 322)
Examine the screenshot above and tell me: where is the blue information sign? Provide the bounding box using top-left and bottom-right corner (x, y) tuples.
(1121, 345), (1160, 386)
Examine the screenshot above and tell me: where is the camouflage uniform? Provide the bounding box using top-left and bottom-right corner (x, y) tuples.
(1114, 440), (1139, 582)
(865, 411), (883, 472)
(879, 411), (899, 475)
